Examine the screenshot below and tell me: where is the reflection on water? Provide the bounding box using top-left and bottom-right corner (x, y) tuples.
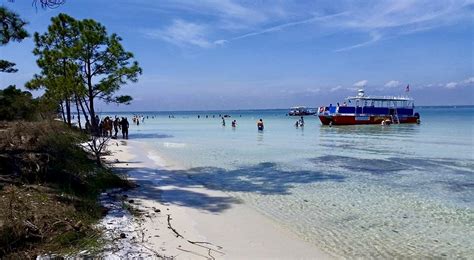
(319, 123), (421, 136)
(256, 131), (264, 144)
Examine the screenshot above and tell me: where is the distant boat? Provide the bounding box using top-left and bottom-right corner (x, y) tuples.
(317, 89), (420, 125)
(289, 106), (315, 116)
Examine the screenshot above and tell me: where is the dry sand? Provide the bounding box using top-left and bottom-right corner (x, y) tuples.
(102, 139), (333, 259)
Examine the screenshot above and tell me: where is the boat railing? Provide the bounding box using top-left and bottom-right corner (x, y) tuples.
(318, 106), (414, 116)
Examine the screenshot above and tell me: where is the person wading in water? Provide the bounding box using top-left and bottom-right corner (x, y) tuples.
(257, 119), (264, 131)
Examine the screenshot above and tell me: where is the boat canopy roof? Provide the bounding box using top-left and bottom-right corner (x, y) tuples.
(346, 89), (413, 102)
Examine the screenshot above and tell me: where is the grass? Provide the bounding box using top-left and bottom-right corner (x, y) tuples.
(121, 201), (143, 217)
(0, 120), (133, 258)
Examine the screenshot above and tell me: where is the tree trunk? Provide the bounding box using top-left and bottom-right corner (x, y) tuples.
(59, 101), (66, 123)
(75, 96), (82, 130)
(62, 58), (72, 127)
(78, 96), (90, 125)
(87, 58), (96, 134)
(65, 97), (72, 127)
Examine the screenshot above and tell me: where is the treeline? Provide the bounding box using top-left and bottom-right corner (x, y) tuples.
(1, 7), (142, 133)
(0, 4), (138, 257)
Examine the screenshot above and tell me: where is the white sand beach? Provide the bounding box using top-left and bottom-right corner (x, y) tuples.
(102, 139), (332, 259)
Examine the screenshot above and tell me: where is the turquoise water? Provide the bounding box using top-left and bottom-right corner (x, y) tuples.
(102, 106), (473, 258)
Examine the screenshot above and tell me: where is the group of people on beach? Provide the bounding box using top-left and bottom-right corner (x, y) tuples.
(88, 115), (130, 139)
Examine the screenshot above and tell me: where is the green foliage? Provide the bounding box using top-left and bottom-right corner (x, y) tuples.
(27, 14), (83, 126)
(0, 59), (18, 73)
(110, 95), (133, 104)
(0, 120), (131, 256)
(76, 19), (142, 101)
(0, 6), (29, 74)
(30, 13), (142, 130)
(0, 7), (28, 45)
(0, 85), (38, 120)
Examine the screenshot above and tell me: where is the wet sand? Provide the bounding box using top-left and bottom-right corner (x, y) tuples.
(102, 139), (332, 259)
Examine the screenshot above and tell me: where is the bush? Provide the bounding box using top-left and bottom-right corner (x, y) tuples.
(0, 86), (38, 121)
(0, 120), (132, 257)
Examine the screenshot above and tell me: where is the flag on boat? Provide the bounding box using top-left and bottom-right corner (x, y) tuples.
(405, 84), (410, 92)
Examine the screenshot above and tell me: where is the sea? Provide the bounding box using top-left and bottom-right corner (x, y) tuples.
(99, 106), (473, 258)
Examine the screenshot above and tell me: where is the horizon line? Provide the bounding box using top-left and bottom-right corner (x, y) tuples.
(92, 104), (474, 114)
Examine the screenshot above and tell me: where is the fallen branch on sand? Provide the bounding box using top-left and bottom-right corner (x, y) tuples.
(166, 214), (183, 238)
(166, 214), (224, 259)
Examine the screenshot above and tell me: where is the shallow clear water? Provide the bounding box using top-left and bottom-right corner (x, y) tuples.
(101, 106), (474, 258)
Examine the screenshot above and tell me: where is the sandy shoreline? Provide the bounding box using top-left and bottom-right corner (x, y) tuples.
(103, 139), (332, 259)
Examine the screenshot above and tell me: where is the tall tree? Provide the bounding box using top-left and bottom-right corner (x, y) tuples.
(75, 18), (141, 132)
(0, 6), (28, 73)
(28, 14), (142, 132)
(27, 14), (81, 127)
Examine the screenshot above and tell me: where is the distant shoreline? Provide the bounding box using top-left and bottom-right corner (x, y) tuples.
(91, 104), (474, 114)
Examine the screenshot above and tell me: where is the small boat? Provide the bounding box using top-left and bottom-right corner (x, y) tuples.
(317, 89), (420, 125)
(289, 106), (315, 116)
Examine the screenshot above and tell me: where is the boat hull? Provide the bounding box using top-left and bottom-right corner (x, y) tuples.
(318, 115), (419, 125)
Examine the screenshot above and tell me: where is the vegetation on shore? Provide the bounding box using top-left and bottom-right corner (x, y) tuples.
(0, 120), (133, 258)
(1, 2), (141, 257)
(27, 13), (142, 131)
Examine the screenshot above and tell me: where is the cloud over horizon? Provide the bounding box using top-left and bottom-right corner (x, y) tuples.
(353, 80), (368, 88)
(384, 80), (401, 88)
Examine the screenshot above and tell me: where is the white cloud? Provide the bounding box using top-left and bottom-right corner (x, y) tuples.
(463, 77), (474, 84)
(146, 19), (213, 48)
(331, 1), (472, 51)
(280, 87), (321, 95)
(384, 80), (401, 88)
(353, 80), (368, 88)
(141, 1), (472, 50)
(335, 31), (382, 52)
(217, 12), (347, 44)
(305, 88), (321, 93)
(214, 39), (228, 45)
(444, 76), (474, 89)
(330, 85), (342, 92)
(445, 82), (458, 89)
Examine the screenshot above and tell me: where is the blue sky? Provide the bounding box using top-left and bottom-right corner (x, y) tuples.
(1, 0), (473, 111)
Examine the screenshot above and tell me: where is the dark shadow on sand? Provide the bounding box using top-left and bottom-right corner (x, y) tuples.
(113, 162), (346, 213)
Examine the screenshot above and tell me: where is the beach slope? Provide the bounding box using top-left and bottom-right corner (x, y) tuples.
(104, 140), (332, 259)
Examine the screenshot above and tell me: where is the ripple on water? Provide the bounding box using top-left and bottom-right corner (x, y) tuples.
(230, 180), (474, 258)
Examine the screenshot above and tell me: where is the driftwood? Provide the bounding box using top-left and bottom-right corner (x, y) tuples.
(166, 214), (183, 238)
(166, 214), (224, 259)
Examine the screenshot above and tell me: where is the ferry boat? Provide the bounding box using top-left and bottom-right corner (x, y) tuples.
(317, 89), (420, 125)
(289, 106), (315, 116)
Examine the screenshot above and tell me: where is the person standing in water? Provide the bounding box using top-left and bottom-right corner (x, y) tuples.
(299, 116), (304, 127)
(121, 117), (129, 139)
(257, 119), (264, 131)
(222, 117), (226, 126)
(231, 120), (237, 128)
